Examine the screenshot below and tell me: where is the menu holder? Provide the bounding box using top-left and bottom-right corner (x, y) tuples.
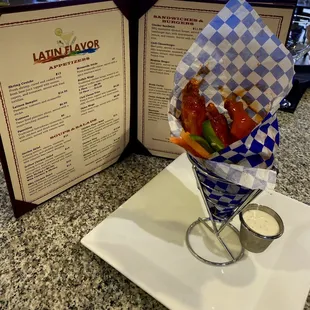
(0, 0), (296, 217)
(0, 0), (131, 217)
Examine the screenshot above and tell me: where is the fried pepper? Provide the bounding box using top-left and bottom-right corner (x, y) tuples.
(181, 79), (207, 136)
(224, 100), (257, 140)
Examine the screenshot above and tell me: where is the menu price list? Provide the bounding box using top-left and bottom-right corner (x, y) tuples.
(138, 2), (206, 156)
(4, 52), (124, 201)
(0, 4), (129, 205)
(138, 0), (292, 158)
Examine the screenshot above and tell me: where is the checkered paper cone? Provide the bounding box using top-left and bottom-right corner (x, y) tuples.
(189, 153), (253, 219)
(168, 0), (294, 192)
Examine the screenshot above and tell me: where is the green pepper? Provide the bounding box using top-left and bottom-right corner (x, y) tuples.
(202, 120), (225, 152)
(190, 134), (214, 154)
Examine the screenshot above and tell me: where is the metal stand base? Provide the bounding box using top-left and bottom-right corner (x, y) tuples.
(186, 217), (244, 266)
(186, 153), (262, 266)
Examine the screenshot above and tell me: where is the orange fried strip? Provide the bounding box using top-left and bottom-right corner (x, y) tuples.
(180, 130), (211, 159)
(169, 136), (201, 157)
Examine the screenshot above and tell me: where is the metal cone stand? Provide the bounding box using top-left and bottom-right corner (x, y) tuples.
(185, 154), (262, 266)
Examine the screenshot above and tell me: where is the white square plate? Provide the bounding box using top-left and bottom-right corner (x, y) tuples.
(82, 153), (310, 310)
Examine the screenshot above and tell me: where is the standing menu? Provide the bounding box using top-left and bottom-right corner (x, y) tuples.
(0, 1), (130, 209)
(0, 0), (295, 217)
(138, 0), (293, 158)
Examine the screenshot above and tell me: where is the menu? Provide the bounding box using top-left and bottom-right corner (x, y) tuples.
(0, 1), (130, 205)
(0, 0), (294, 216)
(138, 0), (293, 158)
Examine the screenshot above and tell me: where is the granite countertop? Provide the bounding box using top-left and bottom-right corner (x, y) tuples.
(1, 91), (310, 310)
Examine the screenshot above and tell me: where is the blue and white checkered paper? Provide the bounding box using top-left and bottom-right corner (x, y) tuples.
(189, 153), (252, 219)
(168, 0), (294, 191)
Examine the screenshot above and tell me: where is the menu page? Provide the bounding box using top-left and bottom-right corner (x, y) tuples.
(138, 0), (293, 158)
(0, 1), (130, 204)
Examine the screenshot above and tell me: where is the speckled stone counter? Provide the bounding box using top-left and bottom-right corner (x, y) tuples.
(1, 91), (310, 310)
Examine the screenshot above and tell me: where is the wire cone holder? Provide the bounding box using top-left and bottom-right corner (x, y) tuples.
(186, 153), (262, 266)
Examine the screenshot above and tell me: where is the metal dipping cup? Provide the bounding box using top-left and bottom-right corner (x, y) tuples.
(239, 204), (284, 253)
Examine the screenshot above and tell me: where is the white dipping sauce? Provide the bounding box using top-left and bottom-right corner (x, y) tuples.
(243, 209), (279, 236)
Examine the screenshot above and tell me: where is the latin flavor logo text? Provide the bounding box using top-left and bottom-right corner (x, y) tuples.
(33, 28), (100, 64)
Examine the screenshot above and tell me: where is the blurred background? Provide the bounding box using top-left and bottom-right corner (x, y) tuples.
(288, 0), (310, 65)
